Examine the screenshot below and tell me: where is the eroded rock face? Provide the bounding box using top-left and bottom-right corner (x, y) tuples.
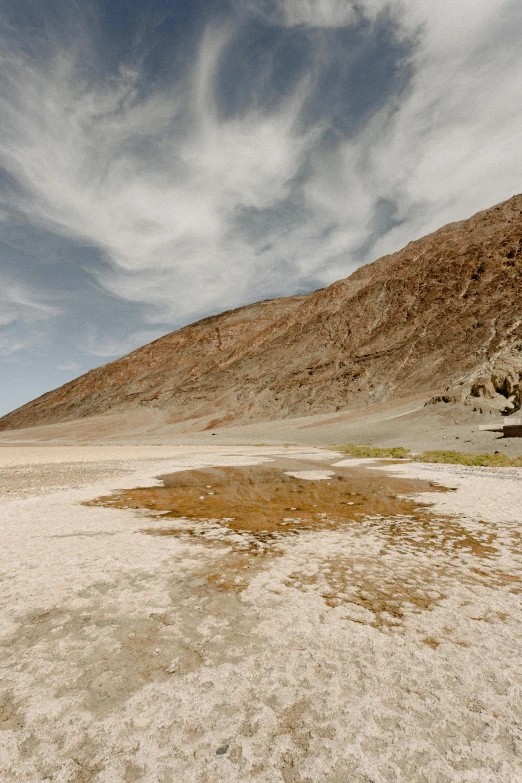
(1, 194), (522, 431)
(429, 346), (522, 415)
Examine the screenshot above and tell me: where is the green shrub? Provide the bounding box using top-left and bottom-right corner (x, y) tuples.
(331, 444), (412, 459)
(414, 450), (522, 468)
(331, 445), (522, 467)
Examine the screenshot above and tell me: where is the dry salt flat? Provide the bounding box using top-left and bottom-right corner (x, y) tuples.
(0, 445), (522, 783)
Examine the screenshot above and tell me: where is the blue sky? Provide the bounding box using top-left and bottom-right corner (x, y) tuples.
(1, 0), (522, 416)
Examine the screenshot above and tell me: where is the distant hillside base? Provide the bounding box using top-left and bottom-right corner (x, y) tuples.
(1, 195), (521, 433)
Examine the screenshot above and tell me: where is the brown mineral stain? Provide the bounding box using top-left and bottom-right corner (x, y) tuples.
(88, 460), (440, 534)
(86, 460), (501, 629)
(87, 460), (496, 559)
(284, 554), (446, 626)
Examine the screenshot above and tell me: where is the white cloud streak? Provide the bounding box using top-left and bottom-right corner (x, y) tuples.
(81, 326), (167, 358)
(239, 0), (387, 28)
(0, 332), (42, 356)
(56, 361), (80, 371)
(248, 0), (358, 28)
(0, 0), (521, 332)
(0, 278), (61, 327)
(0, 277), (60, 355)
(294, 0), (522, 279)
(0, 18), (317, 320)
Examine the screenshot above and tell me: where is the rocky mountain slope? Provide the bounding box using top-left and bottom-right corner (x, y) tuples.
(1, 194), (521, 432)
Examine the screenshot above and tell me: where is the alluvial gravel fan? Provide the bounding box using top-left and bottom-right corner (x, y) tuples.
(1, 194), (521, 432)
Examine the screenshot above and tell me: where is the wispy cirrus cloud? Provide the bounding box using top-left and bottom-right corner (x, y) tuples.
(81, 326), (167, 358)
(0, 278), (60, 327)
(55, 361), (80, 372)
(239, 0), (358, 27)
(280, 0), (522, 279)
(0, 276), (60, 356)
(0, 12), (319, 320)
(0, 331), (45, 356)
(0, 0), (521, 399)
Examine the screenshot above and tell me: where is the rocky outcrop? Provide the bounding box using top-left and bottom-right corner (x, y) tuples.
(1, 194), (522, 432)
(429, 344), (522, 415)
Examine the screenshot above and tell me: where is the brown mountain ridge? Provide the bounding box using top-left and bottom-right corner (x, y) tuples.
(2, 194), (522, 432)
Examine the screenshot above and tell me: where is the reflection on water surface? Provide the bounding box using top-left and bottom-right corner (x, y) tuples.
(87, 459), (444, 538)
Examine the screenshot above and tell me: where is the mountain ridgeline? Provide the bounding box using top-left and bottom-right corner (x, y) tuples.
(2, 195), (522, 432)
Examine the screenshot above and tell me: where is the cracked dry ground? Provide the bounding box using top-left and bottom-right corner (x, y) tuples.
(1, 447), (522, 783)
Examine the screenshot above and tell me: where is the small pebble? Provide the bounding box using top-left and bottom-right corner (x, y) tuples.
(216, 744), (229, 755)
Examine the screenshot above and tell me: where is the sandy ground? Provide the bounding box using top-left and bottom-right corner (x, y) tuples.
(1, 397), (521, 458)
(1, 444), (522, 783)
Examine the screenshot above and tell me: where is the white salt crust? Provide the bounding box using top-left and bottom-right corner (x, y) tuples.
(0, 445), (521, 782)
(284, 470), (335, 480)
